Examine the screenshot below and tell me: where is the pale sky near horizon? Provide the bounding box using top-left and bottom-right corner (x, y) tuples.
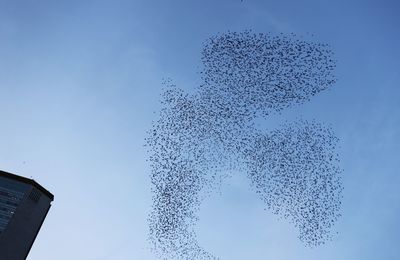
(0, 0), (399, 259)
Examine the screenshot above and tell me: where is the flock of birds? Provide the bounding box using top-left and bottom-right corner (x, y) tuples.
(146, 31), (343, 259)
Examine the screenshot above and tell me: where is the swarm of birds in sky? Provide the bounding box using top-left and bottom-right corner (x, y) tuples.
(146, 31), (342, 259)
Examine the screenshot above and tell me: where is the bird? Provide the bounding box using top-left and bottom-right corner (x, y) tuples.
(146, 30), (342, 259)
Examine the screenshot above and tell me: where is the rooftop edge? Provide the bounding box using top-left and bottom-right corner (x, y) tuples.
(0, 170), (54, 201)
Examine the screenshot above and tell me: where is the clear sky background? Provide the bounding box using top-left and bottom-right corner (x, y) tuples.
(0, 0), (399, 259)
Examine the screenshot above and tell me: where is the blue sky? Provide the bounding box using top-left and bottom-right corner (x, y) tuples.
(0, 0), (399, 259)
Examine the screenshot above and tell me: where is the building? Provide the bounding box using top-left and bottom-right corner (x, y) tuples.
(0, 170), (54, 260)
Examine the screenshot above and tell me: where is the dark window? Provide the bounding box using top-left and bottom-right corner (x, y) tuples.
(29, 189), (42, 203)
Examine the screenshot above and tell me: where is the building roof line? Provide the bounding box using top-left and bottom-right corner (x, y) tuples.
(0, 170), (54, 201)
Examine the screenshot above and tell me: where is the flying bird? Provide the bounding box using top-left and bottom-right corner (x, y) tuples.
(146, 30), (342, 259)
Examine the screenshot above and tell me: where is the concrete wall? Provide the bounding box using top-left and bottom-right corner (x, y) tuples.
(0, 186), (52, 260)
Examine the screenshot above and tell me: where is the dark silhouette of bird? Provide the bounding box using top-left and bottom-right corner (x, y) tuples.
(146, 30), (342, 259)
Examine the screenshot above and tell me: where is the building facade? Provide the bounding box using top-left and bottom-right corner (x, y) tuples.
(0, 170), (54, 260)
